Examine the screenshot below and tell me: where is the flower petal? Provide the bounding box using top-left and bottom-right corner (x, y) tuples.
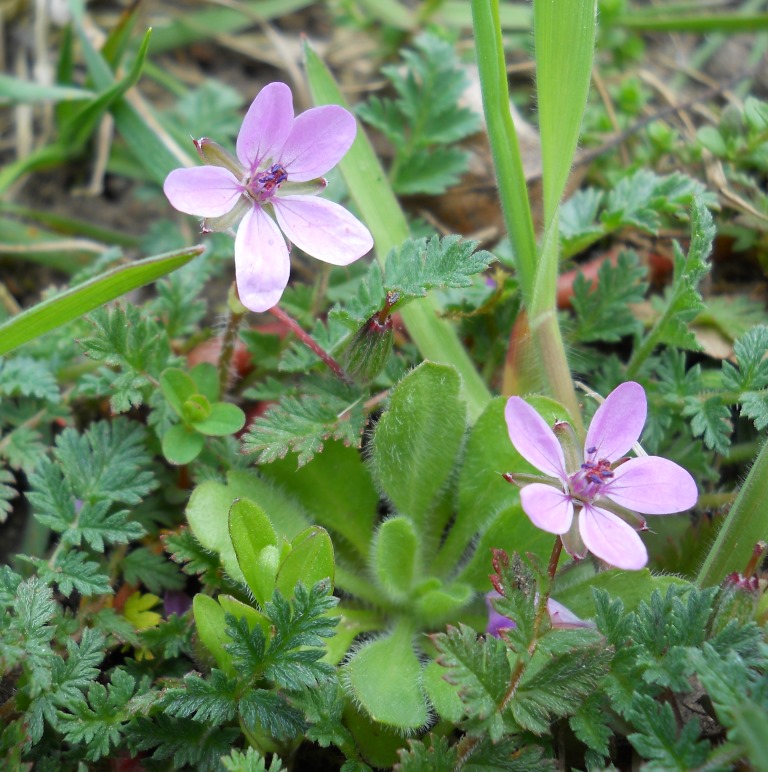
(604, 456), (698, 515)
(520, 483), (573, 534)
(579, 504), (648, 570)
(234, 207), (290, 312)
(504, 397), (567, 479)
(485, 592), (515, 636)
(547, 599), (592, 628)
(164, 167), (241, 218)
(278, 105), (356, 182)
(272, 196), (373, 265)
(237, 82), (294, 172)
(585, 381), (647, 462)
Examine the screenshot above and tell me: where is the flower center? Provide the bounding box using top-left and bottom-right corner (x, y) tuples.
(246, 163), (288, 203)
(568, 446), (613, 502)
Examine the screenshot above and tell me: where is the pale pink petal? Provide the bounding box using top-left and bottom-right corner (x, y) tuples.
(579, 504), (648, 570)
(520, 484), (573, 534)
(272, 196), (373, 265)
(164, 167), (241, 218)
(547, 599), (592, 627)
(585, 381), (647, 462)
(237, 82), (294, 172)
(603, 456), (698, 515)
(504, 397), (567, 479)
(277, 105), (356, 182)
(234, 207), (290, 312)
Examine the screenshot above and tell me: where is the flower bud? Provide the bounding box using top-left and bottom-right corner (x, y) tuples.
(343, 292), (399, 383)
(193, 137), (243, 176)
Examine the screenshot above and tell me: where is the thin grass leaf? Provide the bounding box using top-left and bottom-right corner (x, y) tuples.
(0, 247), (202, 356)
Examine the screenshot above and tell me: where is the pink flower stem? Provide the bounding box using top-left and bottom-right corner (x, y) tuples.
(268, 305), (352, 385)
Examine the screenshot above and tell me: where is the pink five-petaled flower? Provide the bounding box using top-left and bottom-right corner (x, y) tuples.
(163, 82), (374, 313)
(504, 381), (698, 571)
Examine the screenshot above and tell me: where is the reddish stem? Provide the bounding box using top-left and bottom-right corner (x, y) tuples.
(268, 305), (351, 384)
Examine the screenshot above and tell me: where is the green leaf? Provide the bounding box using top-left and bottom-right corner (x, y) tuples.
(77, 302), (173, 413)
(0, 247), (202, 357)
(229, 498), (278, 606)
(193, 401), (246, 436)
(683, 395), (732, 454)
(192, 595), (234, 674)
(384, 236), (496, 303)
(186, 470), (310, 582)
(162, 669), (238, 725)
(356, 33), (480, 196)
(431, 624), (510, 741)
(218, 595), (271, 640)
(0, 73), (95, 104)
(128, 716), (240, 769)
(421, 660), (465, 723)
(275, 527), (335, 599)
(372, 517), (419, 601)
(437, 396), (556, 581)
(571, 250), (647, 343)
(241, 380), (366, 466)
(626, 694), (708, 769)
(535, 0), (597, 225)
(238, 688), (306, 741)
(160, 368), (198, 418)
(57, 668), (137, 761)
(395, 735), (457, 771)
(162, 423), (204, 465)
(698, 433), (768, 585)
(221, 747), (285, 772)
(344, 623), (428, 729)
(371, 362), (465, 531)
(259, 440), (378, 559)
(121, 547), (185, 593)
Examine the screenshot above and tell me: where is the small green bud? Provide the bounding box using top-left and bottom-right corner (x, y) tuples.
(182, 393), (212, 424)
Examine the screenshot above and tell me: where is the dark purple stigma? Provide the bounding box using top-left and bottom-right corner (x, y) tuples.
(256, 163), (288, 193)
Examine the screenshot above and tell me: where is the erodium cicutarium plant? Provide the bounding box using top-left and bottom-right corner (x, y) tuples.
(504, 381), (698, 570)
(163, 81), (373, 312)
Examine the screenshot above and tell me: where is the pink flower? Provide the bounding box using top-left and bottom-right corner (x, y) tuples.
(504, 382), (698, 570)
(163, 82), (373, 312)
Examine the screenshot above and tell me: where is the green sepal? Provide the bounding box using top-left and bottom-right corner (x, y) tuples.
(275, 526), (335, 598)
(228, 498), (278, 606)
(372, 516), (419, 602)
(194, 401), (246, 436)
(344, 623), (427, 729)
(162, 423), (204, 466)
(192, 594), (234, 675)
(371, 362), (465, 530)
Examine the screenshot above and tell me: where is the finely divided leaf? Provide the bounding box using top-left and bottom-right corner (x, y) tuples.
(384, 236), (496, 300)
(241, 382), (366, 466)
(356, 33), (480, 195)
(432, 624), (511, 741)
(571, 250), (647, 342)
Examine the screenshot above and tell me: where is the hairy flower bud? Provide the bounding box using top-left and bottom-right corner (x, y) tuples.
(343, 292), (399, 383)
